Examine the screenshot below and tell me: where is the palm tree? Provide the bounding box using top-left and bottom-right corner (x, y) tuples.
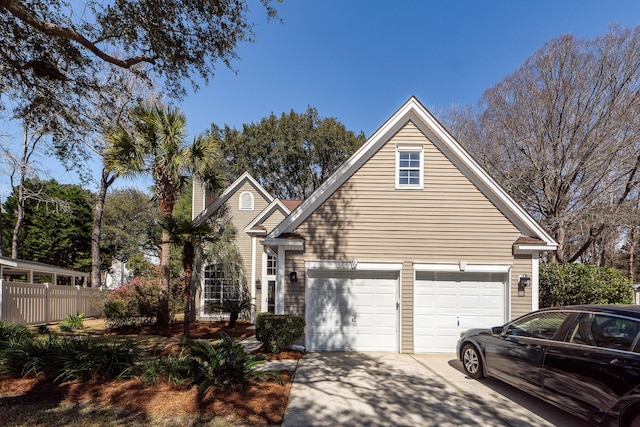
(164, 215), (215, 337)
(107, 102), (222, 327)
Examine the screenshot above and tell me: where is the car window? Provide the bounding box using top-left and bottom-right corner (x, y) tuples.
(565, 313), (640, 351)
(505, 311), (569, 339)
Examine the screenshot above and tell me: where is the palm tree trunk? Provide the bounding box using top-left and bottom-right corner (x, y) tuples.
(158, 228), (172, 327)
(182, 241), (194, 337)
(158, 230), (171, 327)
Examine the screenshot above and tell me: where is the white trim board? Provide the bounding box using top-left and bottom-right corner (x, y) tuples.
(413, 263), (512, 273)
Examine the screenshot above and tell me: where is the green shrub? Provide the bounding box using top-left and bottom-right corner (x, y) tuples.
(59, 313), (85, 332)
(186, 333), (277, 395)
(1, 334), (53, 376)
(0, 333), (139, 382)
(0, 321), (34, 347)
(104, 278), (160, 328)
(255, 314), (305, 353)
(43, 337), (139, 382)
(139, 353), (193, 385)
(540, 263), (633, 308)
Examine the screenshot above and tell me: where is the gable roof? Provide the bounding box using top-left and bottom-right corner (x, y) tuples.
(193, 172), (273, 226)
(245, 198), (293, 235)
(266, 96), (558, 249)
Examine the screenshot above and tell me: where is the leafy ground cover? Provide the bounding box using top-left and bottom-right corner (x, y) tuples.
(0, 320), (303, 426)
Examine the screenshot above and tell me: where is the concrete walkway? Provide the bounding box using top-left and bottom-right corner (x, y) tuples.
(282, 353), (586, 427)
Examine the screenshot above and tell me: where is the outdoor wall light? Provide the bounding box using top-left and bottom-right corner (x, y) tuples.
(518, 275), (531, 297)
(290, 271), (298, 282)
(255, 278), (261, 289)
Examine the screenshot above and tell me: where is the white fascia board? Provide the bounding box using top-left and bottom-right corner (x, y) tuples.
(193, 172), (274, 226)
(305, 260), (403, 271)
(245, 199), (290, 231)
(0, 258), (18, 267)
(513, 244), (558, 254)
(413, 263), (512, 273)
(245, 229), (267, 236)
(260, 238), (304, 250)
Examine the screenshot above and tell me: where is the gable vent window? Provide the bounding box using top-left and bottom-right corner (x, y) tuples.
(396, 145), (424, 189)
(239, 191), (254, 210)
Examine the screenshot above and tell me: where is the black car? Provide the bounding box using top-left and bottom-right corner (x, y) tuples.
(457, 305), (640, 427)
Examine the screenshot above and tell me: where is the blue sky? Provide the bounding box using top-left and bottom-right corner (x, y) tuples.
(4, 0), (640, 194)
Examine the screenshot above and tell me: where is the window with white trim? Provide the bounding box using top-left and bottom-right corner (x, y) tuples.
(239, 191), (254, 210)
(396, 145), (423, 189)
(266, 254), (277, 276)
(203, 263), (243, 311)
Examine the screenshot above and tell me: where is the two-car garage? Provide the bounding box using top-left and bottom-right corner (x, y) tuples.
(304, 264), (509, 353)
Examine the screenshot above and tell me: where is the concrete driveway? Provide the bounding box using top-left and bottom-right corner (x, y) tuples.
(282, 353), (587, 426)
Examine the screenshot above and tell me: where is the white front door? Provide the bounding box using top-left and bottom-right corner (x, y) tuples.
(414, 271), (506, 353)
(306, 270), (399, 352)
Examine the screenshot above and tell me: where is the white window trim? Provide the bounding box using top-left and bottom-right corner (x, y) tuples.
(395, 144), (424, 190)
(261, 248), (277, 313)
(239, 191), (254, 211)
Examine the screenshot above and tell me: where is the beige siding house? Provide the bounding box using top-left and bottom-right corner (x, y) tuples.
(258, 97), (557, 353)
(192, 172), (298, 320)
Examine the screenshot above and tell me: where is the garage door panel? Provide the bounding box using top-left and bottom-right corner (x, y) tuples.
(415, 271), (506, 353)
(306, 269), (398, 352)
(306, 327), (354, 351)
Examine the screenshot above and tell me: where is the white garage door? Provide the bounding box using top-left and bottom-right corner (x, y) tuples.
(306, 270), (398, 352)
(414, 271), (506, 353)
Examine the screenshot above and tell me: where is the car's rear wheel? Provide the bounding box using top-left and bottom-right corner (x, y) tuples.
(462, 343), (485, 379)
(621, 404), (640, 427)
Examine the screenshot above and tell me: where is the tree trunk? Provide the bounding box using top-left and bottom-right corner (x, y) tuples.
(158, 228), (172, 327)
(91, 167), (115, 288)
(229, 311), (238, 329)
(11, 146), (28, 259)
(182, 241), (194, 337)
(11, 182), (24, 259)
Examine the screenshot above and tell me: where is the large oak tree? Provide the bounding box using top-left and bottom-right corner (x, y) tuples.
(443, 25), (640, 264)
(214, 107), (366, 199)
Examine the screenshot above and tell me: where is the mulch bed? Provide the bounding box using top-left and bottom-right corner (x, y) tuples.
(102, 320), (255, 339)
(0, 320), (303, 425)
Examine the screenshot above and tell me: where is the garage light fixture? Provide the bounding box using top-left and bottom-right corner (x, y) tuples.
(518, 275), (530, 297)
(290, 271), (298, 282)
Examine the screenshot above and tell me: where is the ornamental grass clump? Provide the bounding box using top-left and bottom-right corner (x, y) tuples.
(59, 313), (85, 332)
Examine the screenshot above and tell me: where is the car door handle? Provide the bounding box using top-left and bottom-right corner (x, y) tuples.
(526, 344), (543, 350)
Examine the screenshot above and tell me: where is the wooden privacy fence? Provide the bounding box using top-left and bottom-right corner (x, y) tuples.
(0, 280), (108, 325)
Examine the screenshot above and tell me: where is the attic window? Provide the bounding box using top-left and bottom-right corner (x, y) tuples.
(396, 145), (424, 189)
(239, 191), (254, 210)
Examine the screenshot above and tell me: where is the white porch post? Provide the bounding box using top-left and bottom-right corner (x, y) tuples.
(531, 252), (539, 311)
(250, 235), (257, 321)
(276, 246), (285, 314)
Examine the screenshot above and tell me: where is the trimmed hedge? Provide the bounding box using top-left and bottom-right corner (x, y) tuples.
(255, 314), (305, 353)
(539, 263), (633, 308)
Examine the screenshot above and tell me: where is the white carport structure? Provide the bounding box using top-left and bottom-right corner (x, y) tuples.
(0, 256), (89, 287)
(0, 256), (101, 325)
